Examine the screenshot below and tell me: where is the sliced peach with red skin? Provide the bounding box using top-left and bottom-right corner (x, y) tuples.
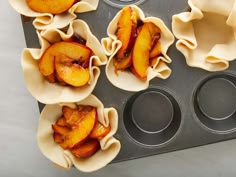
(132, 22), (161, 80)
(60, 108), (97, 149)
(38, 41), (92, 77)
(71, 139), (100, 158)
(116, 6), (137, 59)
(132, 24), (151, 80)
(26, 0), (75, 14)
(149, 25), (161, 58)
(55, 54), (90, 87)
(89, 122), (111, 140)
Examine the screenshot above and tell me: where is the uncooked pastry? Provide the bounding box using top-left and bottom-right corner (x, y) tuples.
(172, 0), (236, 71)
(9, 0), (99, 30)
(37, 94), (121, 172)
(102, 5), (175, 92)
(21, 20), (107, 104)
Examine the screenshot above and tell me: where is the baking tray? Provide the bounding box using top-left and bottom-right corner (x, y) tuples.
(21, 0), (236, 163)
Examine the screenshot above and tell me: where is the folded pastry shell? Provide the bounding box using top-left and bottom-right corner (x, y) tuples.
(172, 0), (236, 71)
(37, 94), (121, 172)
(22, 19), (107, 104)
(101, 5), (175, 92)
(9, 0), (99, 30)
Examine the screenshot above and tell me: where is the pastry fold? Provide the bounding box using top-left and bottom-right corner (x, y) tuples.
(172, 0), (236, 71)
(9, 0), (99, 30)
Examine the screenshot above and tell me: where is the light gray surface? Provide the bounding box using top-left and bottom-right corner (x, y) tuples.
(1, 1), (236, 177)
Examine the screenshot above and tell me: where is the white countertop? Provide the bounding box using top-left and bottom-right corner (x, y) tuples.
(1, 1), (236, 177)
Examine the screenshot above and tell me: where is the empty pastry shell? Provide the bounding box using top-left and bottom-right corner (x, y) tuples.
(172, 0), (236, 71)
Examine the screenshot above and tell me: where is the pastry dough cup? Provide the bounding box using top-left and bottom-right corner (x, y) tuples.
(21, 19), (107, 104)
(172, 0), (236, 71)
(37, 94), (121, 172)
(9, 0), (99, 30)
(101, 5), (175, 92)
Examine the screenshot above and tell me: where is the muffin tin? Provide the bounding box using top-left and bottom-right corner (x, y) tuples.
(21, 0), (236, 163)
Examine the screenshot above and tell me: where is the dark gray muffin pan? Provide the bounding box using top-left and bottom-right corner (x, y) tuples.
(21, 0), (236, 163)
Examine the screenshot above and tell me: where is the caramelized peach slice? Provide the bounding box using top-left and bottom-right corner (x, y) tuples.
(53, 132), (64, 144)
(132, 24), (151, 80)
(113, 54), (132, 71)
(56, 117), (69, 127)
(55, 54), (90, 87)
(62, 106), (74, 120)
(62, 105), (94, 126)
(62, 106), (81, 126)
(116, 6), (137, 59)
(66, 109), (83, 127)
(132, 22), (161, 80)
(71, 139), (100, 158)
(55, 72), (68, 86)
(60, 108), (97, 149)
(45, 73), (56, 83)
(90, 122), (111, 140)
(150, 41), (162, 59)
(150, 58), (158, 67)
(52, 124), (70, 135)
(26, 0), (75, 14)
(39, 41), (92, 77)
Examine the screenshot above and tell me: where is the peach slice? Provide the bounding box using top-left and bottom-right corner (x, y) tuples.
(132, 22), (161, 80)
(62, 106), (74, 120)
(62, 106), (83, 127)
(150, 58), (158, 67)
(71, 139), (100, 158)
(38, 41), (92, 77)
(26, 0), (76, 14)
(52, 124), (71, 135)
(63, 106), (93, 127)
(113, 54), (132, 71)
(55, 54), (90, 87)
(45, 73), (56, 83)
(60, 108), (97, 149)
(53, 132), (64, 144)
(132, 24), (151, 80)
(150, 41), (162, 59)
(56, 117), (69, 127)
(89, 122), (111, 140)
(55, 72), (68, 86)
(66, 109), (84, 127)
(115, 6), (137, 59)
